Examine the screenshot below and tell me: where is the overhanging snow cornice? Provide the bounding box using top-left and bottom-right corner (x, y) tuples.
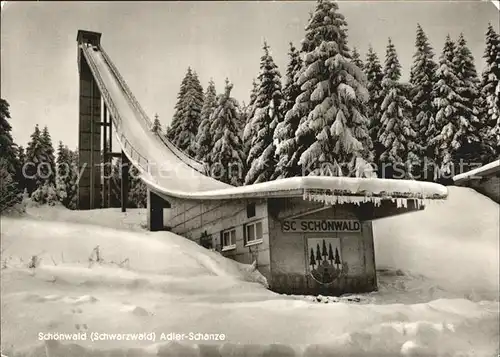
(142, 175), (447, 204)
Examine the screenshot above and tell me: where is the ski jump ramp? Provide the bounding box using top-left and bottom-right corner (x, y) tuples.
(77, 30), (447, 212)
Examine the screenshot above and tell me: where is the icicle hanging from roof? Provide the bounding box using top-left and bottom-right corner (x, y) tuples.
(303, 189), (426, 208)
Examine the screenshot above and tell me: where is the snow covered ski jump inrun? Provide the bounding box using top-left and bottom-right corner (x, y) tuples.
(77, 31), (447, 207)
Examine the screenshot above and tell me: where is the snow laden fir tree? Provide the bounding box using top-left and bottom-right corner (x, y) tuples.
(151, 113), (162, 134)
(195, 79), (218, 163)
(453, 33), (489, 164)
(0, 98), (18, 180)
(0, 98), (23, 211)
(245, 42), (283, 184)
(364, 46), (385, 163)
(481, 24), (500, 153)
(15, 145), (27, 194)
(351, 47), (364, 69)
(166, 67), (204, 158)
(242, 79), (259, 160)
(208, 79), (246, 185)
(279, 0), (373, 178)
(377, 38), (419, 179)
(55, 141), (78, 209)
(409, 24), (438, 175)
(431, 35), (479, 176)
(273, 42), (303, 179)
(28, 126), (58, 205)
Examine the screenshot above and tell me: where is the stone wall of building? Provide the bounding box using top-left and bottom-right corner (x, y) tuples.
(158, 194), (378, 296)
(165, 196), (272, 280)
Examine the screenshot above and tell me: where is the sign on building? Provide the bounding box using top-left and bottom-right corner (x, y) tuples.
(282, 219), (361, 233)
(307, 237), (347, 284)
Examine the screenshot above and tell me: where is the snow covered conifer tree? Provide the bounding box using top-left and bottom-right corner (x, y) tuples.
(431, 35), (481, 178)
(128, 166), (147, 208)
(25, 125), (44, 194)
(245, 42), (283, 184)
(293, 0), (373, 177)
(453, 33), (486, 166)
(15, 145), (27, 193)
(110, 158), (122, 207)
(56, 141), (78, 208)
(364, 46), (385, 163)
(68, 149), (79, 209)
(273, 42), (303, 179)
(31, 181), (58, 206)
(30, 126), (57, 205)
(195, 79), (217, 163)
(281, 42), (303, 116)
(242, 79), (259, 159)
(377, 38), (419, 179)
(40, 126), (56, 186)
(166, 67), (193, 142)
(56, 141), (69, 206)
(0, 158), (20, 212)
(481, 24), (500, 155)
(151, 113), (162, 134)
(209, 79), (246, 185)
(409, 24), (438, 177)
(166, 68), (204, 157)
(174, 71), (204, 157)
(382, 39), (401, 87)
(0, 98), (19, 177)
(431, 36), (460, 177)
(0, 98), (21, 209)
(351, 47), (364, 69)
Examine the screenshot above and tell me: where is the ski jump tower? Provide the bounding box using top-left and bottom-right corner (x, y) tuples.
(76, 30), (129, 211)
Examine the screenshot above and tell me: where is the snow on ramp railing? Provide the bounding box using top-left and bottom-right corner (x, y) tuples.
(98, 46), (206, 175)
(155, 133), (207, 174)
(81, 44), (151, 176)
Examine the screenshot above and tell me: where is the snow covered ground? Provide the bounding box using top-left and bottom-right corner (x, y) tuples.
(1, 187), (498, 356)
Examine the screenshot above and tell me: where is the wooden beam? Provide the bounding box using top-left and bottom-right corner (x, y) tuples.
(148, 190), (166, 231)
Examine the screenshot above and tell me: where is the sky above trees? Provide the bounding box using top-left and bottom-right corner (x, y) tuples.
(1, 1), (498, 150)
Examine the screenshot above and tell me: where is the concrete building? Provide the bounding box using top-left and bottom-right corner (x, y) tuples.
(154, 190), (438, 296)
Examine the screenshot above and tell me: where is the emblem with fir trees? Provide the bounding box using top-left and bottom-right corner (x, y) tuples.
(308, 238), (347, 284)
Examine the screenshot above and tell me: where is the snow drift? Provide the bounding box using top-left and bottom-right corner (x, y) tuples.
(374, 186), (499, 301)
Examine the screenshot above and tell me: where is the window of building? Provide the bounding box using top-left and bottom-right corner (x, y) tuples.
(246, 203), (256, 218)
(221, 228), (236, 251)
(245, 220), (263, 246)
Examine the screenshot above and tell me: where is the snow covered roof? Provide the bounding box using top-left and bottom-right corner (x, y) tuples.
(453, 160), (500, 183)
